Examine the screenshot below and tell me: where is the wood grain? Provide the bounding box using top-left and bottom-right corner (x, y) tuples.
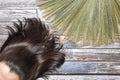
(0, 0), (36, 7)
(38, 75), (120, 80)
(0, 10), (38, 22)
(0, 35), (8, 46)
(52, 61), (120, 75)
(0, 6), (38, 10)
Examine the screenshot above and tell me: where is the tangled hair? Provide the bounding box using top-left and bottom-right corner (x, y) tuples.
(0, 18), (65, 80)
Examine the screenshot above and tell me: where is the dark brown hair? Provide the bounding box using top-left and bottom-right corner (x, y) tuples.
(0, 18), (65, 80)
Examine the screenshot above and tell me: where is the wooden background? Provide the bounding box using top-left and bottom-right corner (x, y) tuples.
(0, 0), (120, 80)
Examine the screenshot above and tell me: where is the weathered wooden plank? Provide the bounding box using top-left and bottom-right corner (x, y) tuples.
(0, 27), (8, 35)
(65, 53), (120, 61)
(0, 7), (38, 10)
(64, 48), (120, 61)
(65, 49), (120, 54)
(79, 42), (120, 49)
(38, 75), (120, 80)
(52, 61), (120, 74)
(0, 10), (37, 22)
(0, 0), (36, 7)
(0, 35), (8, 46)
(0, 22), (16, 35)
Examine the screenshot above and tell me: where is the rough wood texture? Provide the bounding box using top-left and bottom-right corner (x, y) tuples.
(0, 7), (38, 10)
(38, 75), (120, 80)
(66, 52), (120, 61)
(0, 10), (38, 22)
(55, 61), (120, 74)
(0, 35), (8, 46)
(0, 0), (36, 7)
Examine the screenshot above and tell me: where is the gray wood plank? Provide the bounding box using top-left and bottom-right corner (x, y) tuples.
(0, 10), (37, 22)
(65, 48), (120, 54)
(78, 42), (120, 49)
(0, 22), (16, 35)
(64, 48), (120, 61)
(65, 53), (120, 61)
(0, 0), (36, 7)
(0, 27), (8, 35)
(0, 35), (8, 46)
(53, 61), (120, 74)
(37, 75), (120, 80)
(0, 6), (38, 10)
